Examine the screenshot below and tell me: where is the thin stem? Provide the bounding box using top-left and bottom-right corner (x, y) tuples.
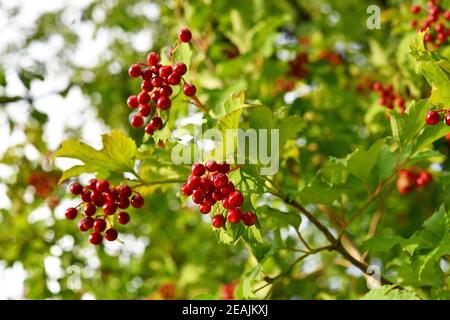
(190, 95), (206, 112)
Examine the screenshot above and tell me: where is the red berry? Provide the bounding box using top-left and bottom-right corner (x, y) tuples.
(202, 195), (215, 206)
(213, 173), (228, 188)
(89, 232), (103, 245)
(173, 62), (187, 76)
(127, 95), (139, 108)
(159, 65), (173, 78)
(138, 91), (150, 104)
(212, 191), (225, 201)
(199, 204), (211, 214)
(192, 189), (205, 204)
(119, 185), (132, 198)
(429, 6), (439, 16)
(396, 98), (405, 108)
(416, 171), (433, 187)
(147, 52), (159, 66)
(242, 212), (257, 226)
(178, 27), (192, 43)
(130, 114), (144, 128)
(217, 162), (230, 174)
(411, 5), (421, 15)
(200, 177), (214, 192)
(83, 203), (96, 217)
(82, 217), (95, 230)
(141, 80), (153, 92)
(445, 113), (450, 126)
(105, 228), (118, 241)
(410, 20), (418, 28)
(424, 33), (433, 42)
(183, 83), (196, 97)
(65, 207), (78, 220)
(227, 191), (244, 209)
(220, 182), (235, 197)
(105, 188), (119, 202)
(141, 69), (153, 81)
(181, 182), (193, 196)
(191, 163), (206, 176)
(372, 82), (382, 91)
(151, 76), (163, 87)
(87, 178), (97, 190)
(81, 190), (92, 202)
(444, 11), (450, 20)
(131, 194), (144, 208)
(93, 219), (107, 233)
(118, 211), (130, 225)
(96, 179), (110, 192)
(151, 91), (161, 103)
(117, 197), (130, 209)
(78, 220), (87, 232)
(167, 73), (181, 85)
(212, 215), (225, 228)
(159, 85), (173, 97)
(139, 104), (151, 117)
(69, 182), (83, 195)
(157, 96), (171, 110)
(103, 202), (117, 215)
(150, 116), (163, 130)
(145, 124), (155, 135)
(128, 64), (141, 78)
(227, 208), (242, 224)
(425, 110), (440, 125)
(187, 175), (201, 190)
(222, 197), (231, 209)
(205, 160), (218, 172)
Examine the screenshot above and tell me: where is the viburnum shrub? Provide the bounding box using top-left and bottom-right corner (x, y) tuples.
(65, 179), (144, 245)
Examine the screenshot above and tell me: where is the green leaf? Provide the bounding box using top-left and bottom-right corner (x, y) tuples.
(0, 96), (22, 104)
(347, 138), (385, 180)
(54, 130), (137, 182)
(363, 286), (420, 300)
(279, 115), (305, 146)
(173, 43), (192, 69)
(362, 235), (406, 253)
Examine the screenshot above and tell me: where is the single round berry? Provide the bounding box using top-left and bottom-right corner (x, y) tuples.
(212, 215), (225, 228)
(103, 202), (117, 215)
(82, 217), (95, 230)
(78, 220), (87, 232)
(105, 188), (119, 202)
(131, 194), (145, 208)
(222, 197), (230, 209)
(69, 182), (83, 195)
(83, 203), (96, 217)
(149, 116), (163, 130)
(227, 208), (242, 224)
(117, 197), (130, 209)
(118, 211), (130, 225)
(147, 52), (160, 66)
(157, 96), (171, 110)
(159, 85), (173, 97)
(242, 212), (257, 226)
(159, 65), (173, 78)
(173, 62), (187, 76)
(411, 5), (421, 15)
(416, 171), (433, 187)
(411, 20), (418, 28)
(217, 162), (230, 174)
(139, 104), (151, 117)
(118, 185), (132, 198)
(151, 76), (163, 88)
(167, 73), (181, 85)
(205, 160), (218, 172)
(151, 91), (161, 103)
(65, 207), (78, 220)
(444, 11), (450, 20)
(183, 83), (196, 97)
(105, 228), (118, 241)
(227, 191), (244, 209)
(178, 27), (192, 43)
(187, 175), (201, 190)
(81, 190), (92, 202)
(86, 178), (97, 190)
(141, 80), (153, 92)
(128, 64), (142, 78)
(199, 204), (211, 214)
(444, 113), (450, 126)
(424, 33), (433, 42)
(192, 189), (205, 204)
(138, 91), (150, 104)
(127, 95), (139, 109)
(141, 69), (153, 81)
(213, 173), (228, 189)
(202, 195), (215, 206)
(145, 124), (155, 135)
(96, 180), (110, 192)
(220, 182), (235, 197)
(93, 219), (107, 233)
(372, 82), (382, 91)
(200, 177), (214, 192)
(395, 98), (405, 108)
(181, 182), (193, 196)
(130, 114), (144, 128)
(89, 232), (103, 245)
(425, 110), (440, 125)
(191, 163), (206, 176)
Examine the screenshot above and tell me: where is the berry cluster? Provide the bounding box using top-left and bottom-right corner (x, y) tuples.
(64, 179), (144, 245)
(318, 50), (342, 65)
(410, 1), (450, 47)
(396, 168), (433, 195)
(28, 171), (60, 199)
(126, 27), (197, 135)
(371, 82), (406, 113)
(288, 52), (309, 79)
(425, 109), (450, 125)
(180, 161), (257, 228)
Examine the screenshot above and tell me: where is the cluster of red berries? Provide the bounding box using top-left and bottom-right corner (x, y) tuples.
(288, 52), (309, 79)
(180, 161), (257, 228)
(425, 109), (450, 125)
(64, 179), (144, 245)
(396, 168), (433, 195)
(126, 27), (197, 135)
(410, 1), (450, 47)
(318, 50), (342, 66)
(371, 82), (406, 113)
(28, 171), (60, 199)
